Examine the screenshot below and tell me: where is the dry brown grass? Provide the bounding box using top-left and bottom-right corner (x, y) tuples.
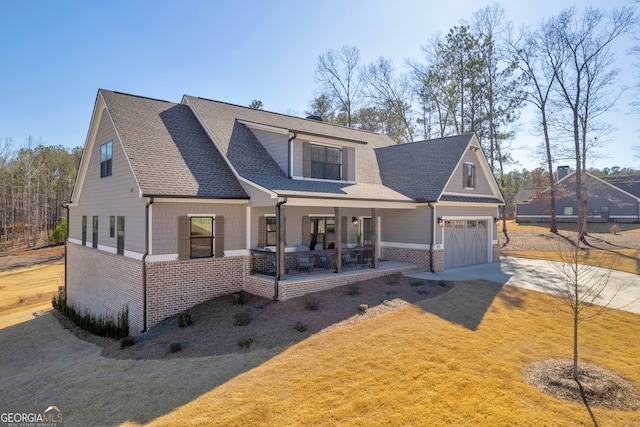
(125, 281), (640, 427)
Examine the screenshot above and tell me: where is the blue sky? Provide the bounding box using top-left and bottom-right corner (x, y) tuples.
(1, 0), (637, 172)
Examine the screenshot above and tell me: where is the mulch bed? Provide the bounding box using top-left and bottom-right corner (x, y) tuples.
(56, 274), (453, 360)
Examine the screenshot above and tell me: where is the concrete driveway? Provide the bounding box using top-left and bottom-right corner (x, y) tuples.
(408, 257), (640, 314)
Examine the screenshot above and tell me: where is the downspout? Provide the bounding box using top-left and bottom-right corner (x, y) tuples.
(62, 202), (70, 301)
(428, 203), (435, 273)
(287, 132), (297, 178)
(141, 197), (154, 333)
(274, 196), (288, 300)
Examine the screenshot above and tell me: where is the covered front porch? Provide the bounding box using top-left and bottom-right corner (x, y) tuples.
(244, 260), (422, 301)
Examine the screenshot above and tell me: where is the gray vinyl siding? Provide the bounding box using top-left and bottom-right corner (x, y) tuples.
(250, 206), (372, 248)
(70, 108), (146, 253)
(250, 128), (289, 175)
(291, 139), (356, 181)
(152, 202), (246, 254)
(443, 149), (493, 195)
(381, 206), (431, 245)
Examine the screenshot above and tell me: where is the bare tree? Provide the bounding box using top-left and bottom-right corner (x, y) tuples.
(361, 57), (415, 143)
(313, 45), (362, 127)
(548, 6), (634, 242)
(510, 22), (561, 233)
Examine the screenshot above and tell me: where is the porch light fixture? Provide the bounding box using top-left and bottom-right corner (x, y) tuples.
(494, 216), (500, 224)
(352, 216), (359, 226)
(437, 217), (443, 227)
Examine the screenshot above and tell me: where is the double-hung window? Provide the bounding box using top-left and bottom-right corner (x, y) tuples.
(311, 144), (342, 180)
(81, 216), (87, 246)
(266, 216), (277, 246)
(190, 217), (214, 258)
(117, 216), (125, 255)
(100, 141), (112, 178)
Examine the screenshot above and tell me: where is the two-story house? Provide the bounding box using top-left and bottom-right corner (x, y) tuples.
(65, 89), (504, 334)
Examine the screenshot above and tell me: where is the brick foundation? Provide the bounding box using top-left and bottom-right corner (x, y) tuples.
(382, 247), (445, 272)
(67, 243), (144, 334)
(145, 256), (246, 328)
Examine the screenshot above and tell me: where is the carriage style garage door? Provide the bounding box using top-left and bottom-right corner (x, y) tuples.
(443, 219), (489, 269)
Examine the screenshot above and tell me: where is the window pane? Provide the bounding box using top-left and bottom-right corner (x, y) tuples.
(106, 141), (112, 159)
(191, 217), (213, 237)
(101, 144), (107, 162)
(326, 147), (341, 164)
(191, 238), (213, 258)
(266, 217), (276, 232)
(311, 161), (325, 179)
(325, 163), (340, 180)
(311, 145), (325, 162)
(563, 206), (573, 215)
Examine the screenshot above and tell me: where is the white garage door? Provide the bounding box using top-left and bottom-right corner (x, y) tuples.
(444, 219), (489, 269)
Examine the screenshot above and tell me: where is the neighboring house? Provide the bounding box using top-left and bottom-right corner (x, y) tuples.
(515, 167), (640, 223)
(65, 89), (504, 334)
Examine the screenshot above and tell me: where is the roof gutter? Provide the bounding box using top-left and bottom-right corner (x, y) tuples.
(141, 197), (154, 333)
(274, 196), (288, 300)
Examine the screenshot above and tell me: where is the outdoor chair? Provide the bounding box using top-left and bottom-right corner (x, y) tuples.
(341, 243), (358, 267)
(295, 244), (315, 272)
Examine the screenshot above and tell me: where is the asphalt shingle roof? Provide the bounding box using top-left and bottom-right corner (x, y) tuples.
(375, 134), (474, 202)
(602, 173), (640, 199)
(100, 90), (248, 198)
(184, 95), (413, 201)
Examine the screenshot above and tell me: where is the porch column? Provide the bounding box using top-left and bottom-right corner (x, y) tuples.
(277, 204), (286, 281)
(371, 208), (379, 268)
(334, 206), (342, 273)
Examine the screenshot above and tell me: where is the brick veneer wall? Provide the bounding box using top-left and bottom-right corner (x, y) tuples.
(277, 263), (422, 301)
(66, 243), (144, 334)
(382, 247), (445, 272)
(145, 256), (246, 328)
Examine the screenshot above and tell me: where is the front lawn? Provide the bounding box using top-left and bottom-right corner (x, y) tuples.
(126, 280), (640, 426)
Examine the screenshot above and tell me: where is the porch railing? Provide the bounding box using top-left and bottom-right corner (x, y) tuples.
(251, 246), (374, 277)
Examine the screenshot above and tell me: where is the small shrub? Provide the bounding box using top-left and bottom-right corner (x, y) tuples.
(52, 295), (129, 339)
(178, 313), (192, 328)
(302, 294), (320, 311)
(120, 336), (135, 349)
(610, 224), (621, 235)
(384, 272), (401, 285)
(232, 292), (246, 306)
(169, 342), (182, 353)
(233, 309), (253, 326)
(238, 336), (253, 349)
(293, 321), (308, 332)
(346, 282), (360, 296)
(359, 304), (368, 313)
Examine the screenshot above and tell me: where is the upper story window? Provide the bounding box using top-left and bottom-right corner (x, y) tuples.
(100, 141), (113, 178)
(311, 144), (342, 180)
(464, 163), (474, 189)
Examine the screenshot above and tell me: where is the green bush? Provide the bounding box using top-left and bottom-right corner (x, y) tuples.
(52, 294), (129, 339)
(233, 309), (253, 326)
(302, 294), (320, 311)
(232, 292), (246, 306)
(48, 221), (67, 245)
(293, 321), (308, 332)
(169, 342), (182, 353)
(120, 336), (135, 348)
(238, 336), (253, 349)
(384, 272), (401, 285)
(178, 313), (192, 328)
(346, 282), (360, 296)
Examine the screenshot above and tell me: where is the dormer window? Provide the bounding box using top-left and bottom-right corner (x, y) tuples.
(100, 141), (112, 178)
(311, 144), (341, 180)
